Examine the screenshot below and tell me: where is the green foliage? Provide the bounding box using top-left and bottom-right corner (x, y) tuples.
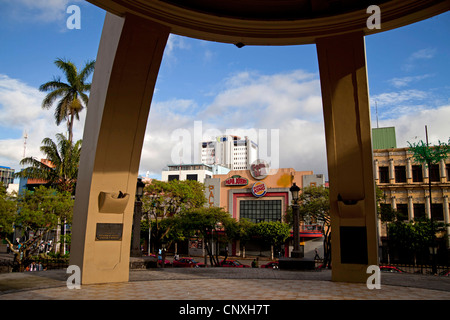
(142, 179), (206, 216)
(16, 186), (73, 231)
(0, 185), (16, 234)
(250, 221), (290, 247)
(298, 186), (330, 222)
(14, 133), (82, 194)
(387, 218), (445, 262)
(141, 179), (206, 254)
(4, 186), (74, 265)
(178, 207), (232, 239)
(407, 138), (450, 165)
(177, 207), (234, 266)
(224, 218), (254, 245)
(40, 58), (95, 142)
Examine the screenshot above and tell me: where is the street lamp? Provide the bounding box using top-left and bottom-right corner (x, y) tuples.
(290, 183), (303, 258)
(131, 177), (145, 257)
(136, 177), (145, 200)
(290, 183), (300, 203)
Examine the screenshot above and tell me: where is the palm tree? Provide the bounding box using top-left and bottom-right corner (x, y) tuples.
(40, 58), (95, 143)
(15, 133), (82, 194)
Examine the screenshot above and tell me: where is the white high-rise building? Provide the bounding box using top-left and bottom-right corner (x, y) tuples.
(200, 135), (258, 170)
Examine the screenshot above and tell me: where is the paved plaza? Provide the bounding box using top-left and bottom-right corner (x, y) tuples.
(0, 267), (449, 300)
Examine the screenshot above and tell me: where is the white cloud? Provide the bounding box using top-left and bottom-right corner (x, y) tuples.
(410, 48), (437, 60)
(402, 48), (437, 72)
(0, 75), (45, 127)
(139, 70), (328, 179)
(140, 69), (449, 181)
(0, 75), (79, 171)
(0, 0), (85, 24)
(388, 74), (432, 88)
(379, 104), (450, 148)
(163, 35), (192, 65)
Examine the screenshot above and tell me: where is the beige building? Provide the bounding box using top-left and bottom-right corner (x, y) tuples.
(374, 147), (450, 247)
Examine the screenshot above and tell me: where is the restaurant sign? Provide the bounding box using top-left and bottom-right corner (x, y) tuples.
(252, 181), (267, 197)
(250, 159), (269, 180)
(225, 175), (248, 186)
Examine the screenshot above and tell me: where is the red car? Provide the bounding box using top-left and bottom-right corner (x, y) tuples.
(260, 261), (279, 269)
(149, 254), (172, 266)
(217, 259), (250, 268)
(439, 270), (450, 277)
(379, 265), (404, 273)
(172, 257), (205, 268)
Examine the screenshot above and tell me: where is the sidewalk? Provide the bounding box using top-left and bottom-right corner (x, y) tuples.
(0, 267), (449, 300)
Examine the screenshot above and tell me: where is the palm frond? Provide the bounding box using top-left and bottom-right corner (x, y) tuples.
(39, 78), (70, 92)
(41, 87), (69, 109)
(54, 58), (78, 86)
(79, 60), (95, 82)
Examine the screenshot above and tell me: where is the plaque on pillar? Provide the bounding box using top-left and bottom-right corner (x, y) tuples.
(95, 223), (123, 241)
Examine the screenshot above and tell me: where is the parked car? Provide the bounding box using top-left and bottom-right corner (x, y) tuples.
(217, 259), (250, 268)
(149, 254), (172, 266)
(172, 257), (205, 268)
(260, 261), (279, 269)
(379, 265), (404, 273)
(439, 269), (450, 277)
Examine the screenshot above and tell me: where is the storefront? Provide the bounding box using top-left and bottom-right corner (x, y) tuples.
(204, 163), (321, 257)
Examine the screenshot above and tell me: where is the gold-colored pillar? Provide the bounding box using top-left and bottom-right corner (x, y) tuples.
(70, 12), (169, 284)
(316, 32), (378, 283)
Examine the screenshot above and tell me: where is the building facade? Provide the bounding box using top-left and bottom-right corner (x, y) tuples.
(374, 147), (450, 247)
(161, 163), (213, 183)
(0, 166), (15, 187)
(200, 135), (258, 170)
(203, 166), (325, 257)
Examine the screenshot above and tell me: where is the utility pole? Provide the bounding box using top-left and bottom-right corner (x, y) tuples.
(425, 125), (437, 275)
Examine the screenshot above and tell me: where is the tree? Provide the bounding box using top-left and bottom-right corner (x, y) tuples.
(387, 218), (447, 265)
(40, 58), (95, 142)
(4, 186), (74, 270)
(251, 221), (290, 259)
(296, 186), (331, 268)
(408, 135), (450, 273)
(177, 207), (233, 267)
(0, 185), (16, 238)
(141, 179), (206, 260)
(223, 218), (254, 258)
(14, 134), (81, 194)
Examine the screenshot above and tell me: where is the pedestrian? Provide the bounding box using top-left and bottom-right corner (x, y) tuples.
(251, 259), (256, 268)
(314, 248), (320, 260)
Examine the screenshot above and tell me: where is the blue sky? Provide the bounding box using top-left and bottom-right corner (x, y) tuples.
(0, 1), (449, 180)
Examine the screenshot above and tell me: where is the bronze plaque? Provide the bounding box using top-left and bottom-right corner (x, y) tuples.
(95, 223), (123, 241)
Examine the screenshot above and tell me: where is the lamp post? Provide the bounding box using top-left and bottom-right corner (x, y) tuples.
(131, 177), (145, 257)
(290, 183), (303, 258)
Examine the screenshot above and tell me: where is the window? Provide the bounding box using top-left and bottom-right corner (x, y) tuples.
(413, 203), (426, 220)
(412, 165), (423, 182)
(379, 166), (389, 183)
(240, 200), (282, 223)
(446, 164), (450, 180)
(396, 204), (408, 221)
(431, 203), (444, 221)
(394, 166), (406, 183)
(186, 174), (198, 181)
(429, 164), (440, 182)
(168, 175), (179, 181)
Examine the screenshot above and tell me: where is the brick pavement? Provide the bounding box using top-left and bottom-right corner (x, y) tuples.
(0, 268), (449, 300)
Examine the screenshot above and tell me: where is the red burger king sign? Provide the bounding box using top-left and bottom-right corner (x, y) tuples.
(252, 181), (267, 197)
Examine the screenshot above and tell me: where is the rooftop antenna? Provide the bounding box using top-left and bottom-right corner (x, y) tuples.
(22, 130), (28, 167)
